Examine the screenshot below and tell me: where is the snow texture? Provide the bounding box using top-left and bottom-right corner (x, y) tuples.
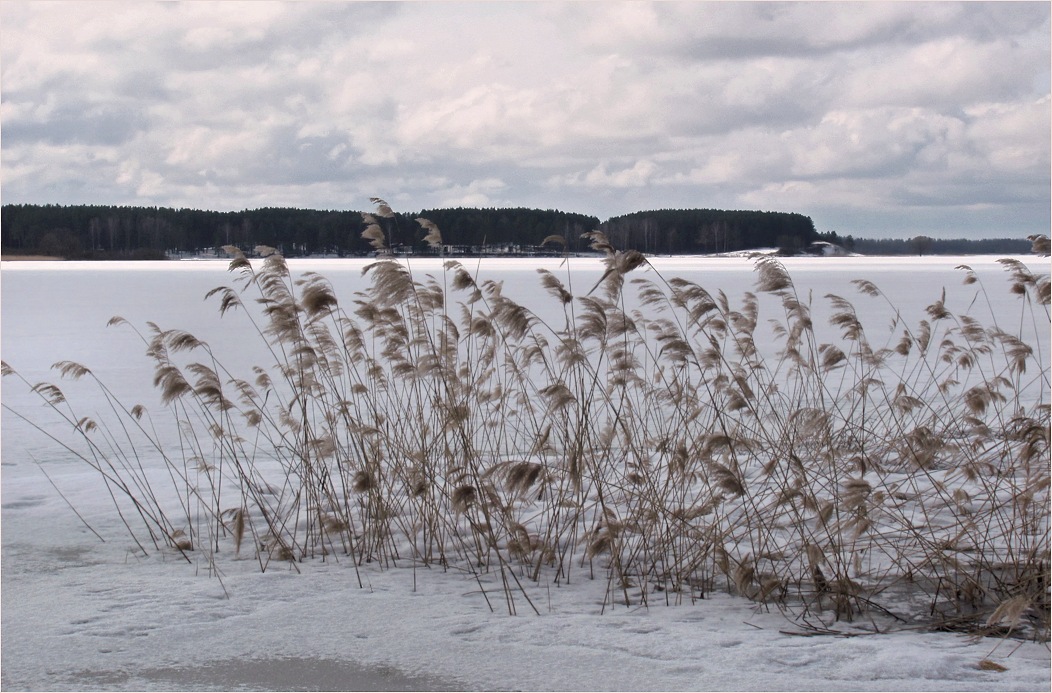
(2, 257), (1049, 691)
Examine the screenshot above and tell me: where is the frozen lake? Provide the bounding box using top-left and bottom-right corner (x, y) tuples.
(2, 255), (1049, 691)
(3, 254), (1046, 396)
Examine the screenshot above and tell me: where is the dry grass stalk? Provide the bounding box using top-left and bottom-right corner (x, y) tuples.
(5, 207), (1048, 634)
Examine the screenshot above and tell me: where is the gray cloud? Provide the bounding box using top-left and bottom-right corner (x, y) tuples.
(1, 1), (1048, 239)
(1, 101), (146, 147)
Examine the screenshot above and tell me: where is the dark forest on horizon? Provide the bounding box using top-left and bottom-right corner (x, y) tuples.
(0, 203), (1034, 260)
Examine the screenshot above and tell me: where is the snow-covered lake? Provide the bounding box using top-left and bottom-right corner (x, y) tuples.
(2, 256), (1049, 691)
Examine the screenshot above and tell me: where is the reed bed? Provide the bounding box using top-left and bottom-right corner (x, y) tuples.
(4, 202), (1049, 638)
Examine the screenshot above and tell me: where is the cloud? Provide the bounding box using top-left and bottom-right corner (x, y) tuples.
(434, 177), (509, 208)
(552, 160), (660, 189)
(964, 96), (1052, 176)
(0, 1), (1048, 239)
(779, 108), (965, 180)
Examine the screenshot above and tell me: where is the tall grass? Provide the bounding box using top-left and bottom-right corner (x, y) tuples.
(4, 203), (1049, 636)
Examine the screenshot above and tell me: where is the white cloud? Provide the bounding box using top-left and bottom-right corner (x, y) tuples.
(554, 160), (660, 189)
(964, 96), (1052, 175)
(434, 177), (508, 208)
(842, 37), (1043, 110)
(780, 108), (965, 179)
(0, 1), (1048, 238)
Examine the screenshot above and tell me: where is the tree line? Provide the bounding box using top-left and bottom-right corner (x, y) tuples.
(0, 204), (817, 258)
(847, 235), (1032, 256)
(0, 203), (1034, 259)
(600, 208), (818, 254)
(0, 204), (603, 259)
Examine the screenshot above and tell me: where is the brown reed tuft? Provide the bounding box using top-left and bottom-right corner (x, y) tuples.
(6, 203), (1047, 635)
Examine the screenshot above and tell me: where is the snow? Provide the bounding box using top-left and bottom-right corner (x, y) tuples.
(2, 256), (1049, 691)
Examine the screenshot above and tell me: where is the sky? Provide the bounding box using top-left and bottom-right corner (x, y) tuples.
(1, 1), (1049, 239)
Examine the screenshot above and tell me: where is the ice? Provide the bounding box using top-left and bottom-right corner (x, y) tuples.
(2, 257), (1049, 691)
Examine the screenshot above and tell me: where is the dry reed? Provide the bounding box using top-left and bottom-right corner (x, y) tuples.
(4, 208), (1048, 639)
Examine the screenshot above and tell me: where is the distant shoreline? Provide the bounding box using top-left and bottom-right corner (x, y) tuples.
(2, 250), (1046, 262)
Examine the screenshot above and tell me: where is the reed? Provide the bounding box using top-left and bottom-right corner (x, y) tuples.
(4, 205), (1048, 639)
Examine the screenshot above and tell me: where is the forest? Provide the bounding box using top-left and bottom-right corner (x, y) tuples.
(0, 204), (599, 259)
(601, 208), (817, 254)
(0, 203), (1033, 259)
(847, 235), (1032, 255)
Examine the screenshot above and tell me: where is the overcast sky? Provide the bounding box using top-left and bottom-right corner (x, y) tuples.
(1, 1), (1049, 239)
